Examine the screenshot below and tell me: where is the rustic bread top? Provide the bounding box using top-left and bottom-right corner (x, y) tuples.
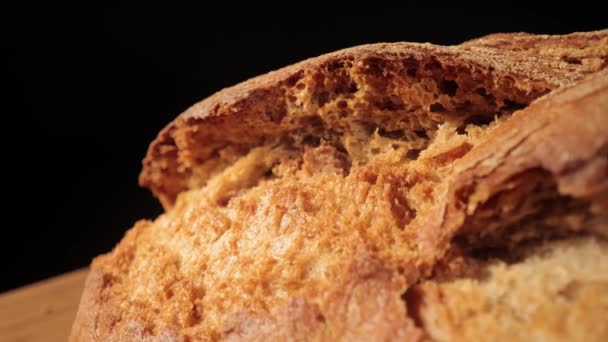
(139, 30), (608, 208)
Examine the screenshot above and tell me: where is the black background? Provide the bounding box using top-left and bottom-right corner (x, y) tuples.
(4, 3), (606, 292)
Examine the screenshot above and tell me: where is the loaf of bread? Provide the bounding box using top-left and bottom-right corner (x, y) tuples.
(71, 30), (608, 341)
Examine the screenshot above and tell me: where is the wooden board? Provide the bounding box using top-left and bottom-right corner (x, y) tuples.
(0, 269), (88, 342)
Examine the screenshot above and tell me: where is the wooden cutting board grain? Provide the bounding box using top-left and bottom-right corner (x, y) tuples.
(0, 269), (88, 342)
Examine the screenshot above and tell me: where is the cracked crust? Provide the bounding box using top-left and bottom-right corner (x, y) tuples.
(139, 30), (607, 209)
(410, 68), (608, 275)
(72, 31), (608, 341)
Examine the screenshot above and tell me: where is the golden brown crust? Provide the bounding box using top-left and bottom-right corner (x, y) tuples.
(462, 29), (608, 72)
(72, 32), (608, 341)
(221, 257), (424, 342)
(140, 31), (607, 209)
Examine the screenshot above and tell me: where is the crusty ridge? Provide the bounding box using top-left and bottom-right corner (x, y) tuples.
(414, 68), (608, 274)
(140, 30), (608, 208)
